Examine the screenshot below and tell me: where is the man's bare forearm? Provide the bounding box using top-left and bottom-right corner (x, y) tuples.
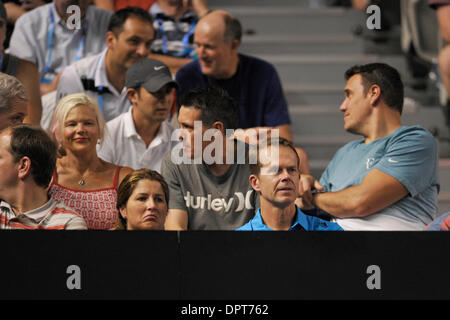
(313, 186), (370, 218)
(313, 170), (408, 219)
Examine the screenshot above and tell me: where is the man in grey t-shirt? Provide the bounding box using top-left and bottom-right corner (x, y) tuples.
(161, 86), (259, 230)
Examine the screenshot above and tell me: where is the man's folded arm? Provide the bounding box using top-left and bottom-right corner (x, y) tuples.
(313, 168), (408, 218)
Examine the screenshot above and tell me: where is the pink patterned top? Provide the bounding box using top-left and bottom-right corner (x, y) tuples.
(48, 167), (121, 230)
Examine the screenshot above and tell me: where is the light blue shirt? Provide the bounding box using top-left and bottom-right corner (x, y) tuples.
(320, 125), (439, 230)
(236, 206), (343, 231)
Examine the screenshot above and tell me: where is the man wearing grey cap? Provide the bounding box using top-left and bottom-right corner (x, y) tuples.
(97, 58), (178, 173)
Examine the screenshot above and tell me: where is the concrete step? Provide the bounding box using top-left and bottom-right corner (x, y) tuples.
(289, 104), (446, 136)
(439, 159), (450, 192)
(259, 53), (408, 85)
(437, 199), (450, 216)
(295, 134), (354, 160)
(209, 0), (319, 7)
(285, 83), (343, 106)
(239, 34), (365, 55)
(213, 7), (365, 35)
(284, 83), (433, 107)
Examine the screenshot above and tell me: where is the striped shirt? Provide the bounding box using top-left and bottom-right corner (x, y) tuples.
(0, 198), (87, 230)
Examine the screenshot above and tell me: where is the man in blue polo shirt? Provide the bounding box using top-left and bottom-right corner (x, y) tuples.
(237, 137), (342, 231)
(299, 63), (440, 230)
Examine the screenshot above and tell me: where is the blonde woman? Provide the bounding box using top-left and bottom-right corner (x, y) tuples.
(49, 93), (133, 230)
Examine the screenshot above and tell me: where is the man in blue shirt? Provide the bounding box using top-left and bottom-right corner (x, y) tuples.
(299, 63), (440, 230)
(237, 137), (342, 231)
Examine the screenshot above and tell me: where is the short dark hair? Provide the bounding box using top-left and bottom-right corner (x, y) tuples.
(107, 6), (153, 36)
(345, 63), (404, 114)
(181, 86), (238, 131)
(223, 14), (242, 43)
(116, 169), (169, 230)
(249, 137), (300, 176)
(8, 125), (57, 188)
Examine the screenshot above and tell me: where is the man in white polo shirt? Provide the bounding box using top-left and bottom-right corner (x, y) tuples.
(97, 58), (178, 173)
(53, 7), (154, 127)
(9, 0), (112, 95)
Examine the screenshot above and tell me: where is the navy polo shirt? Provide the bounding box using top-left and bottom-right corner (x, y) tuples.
(175, 53), (291, 129)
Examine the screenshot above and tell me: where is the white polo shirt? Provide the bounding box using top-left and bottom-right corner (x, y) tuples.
(97, 109), (178, 173)
(9, 3), (111, 80)
(56, 49), (131, 122)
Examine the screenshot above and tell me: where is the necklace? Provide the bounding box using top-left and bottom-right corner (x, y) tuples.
(78, 171), (88, 186)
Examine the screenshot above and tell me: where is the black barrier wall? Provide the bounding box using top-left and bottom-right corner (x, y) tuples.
(1, 231), (449, 300)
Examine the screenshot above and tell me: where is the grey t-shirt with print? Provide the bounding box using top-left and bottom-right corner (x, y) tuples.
(161, 143), (259, 230)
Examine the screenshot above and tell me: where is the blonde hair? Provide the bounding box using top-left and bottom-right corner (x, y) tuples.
(51, 93), (106, 145)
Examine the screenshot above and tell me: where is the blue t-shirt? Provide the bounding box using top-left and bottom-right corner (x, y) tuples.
(236, 206), (343, 231)
(175, 53), (291, 129)
(319, 126), (439, 230)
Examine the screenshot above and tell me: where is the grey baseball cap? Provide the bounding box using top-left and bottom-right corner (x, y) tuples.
(125, 59), (178, 93)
